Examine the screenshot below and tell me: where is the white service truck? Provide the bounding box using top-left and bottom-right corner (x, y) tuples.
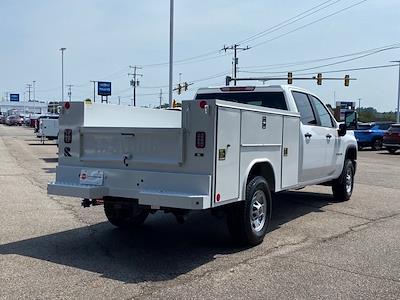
(48, 85), (357, 245)
(37, 116), (59, 143)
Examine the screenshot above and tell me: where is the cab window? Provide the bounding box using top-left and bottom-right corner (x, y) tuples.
(309, 96), (334, 128)
(292, 91), (317, 125)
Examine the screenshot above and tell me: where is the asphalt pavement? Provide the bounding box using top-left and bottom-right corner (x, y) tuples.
(0, 124), (399, 299)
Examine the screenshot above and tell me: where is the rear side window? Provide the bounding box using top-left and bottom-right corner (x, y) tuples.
(310, 95), (334, 128)
(377, 124), (391, 130)
(292, 91), (317, 125)
(195, 92), (287, 110)
(389, 125), (400, 132)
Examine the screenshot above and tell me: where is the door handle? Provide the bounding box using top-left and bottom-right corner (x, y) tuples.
(304, 133), (312, 138)
(326, 134), (332, 139)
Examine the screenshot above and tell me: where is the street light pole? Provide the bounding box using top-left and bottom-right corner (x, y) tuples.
(33, 80), (36, 101)
(60, 48), (66, 102)
(168, 0), (174, 107)
(391, 61), (400, 123)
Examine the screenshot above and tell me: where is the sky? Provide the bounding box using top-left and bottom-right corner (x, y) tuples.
(0, 0), (399, 111)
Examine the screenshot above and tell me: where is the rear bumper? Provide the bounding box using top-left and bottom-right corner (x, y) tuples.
(48, 166), (212, 210)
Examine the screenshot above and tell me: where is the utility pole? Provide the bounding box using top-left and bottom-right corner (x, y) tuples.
(159, 89), (163, 109)
(169, 0), (174, 107)
(26, 84), (32, 101)
(118, 96), (121, 105)
(222, 44), (250, 86)
(128, 65), (143, 107)
(60, 48), (66, 102)
(66, 84), (73, 101)
(33, 80), (36, 101)
(358, 98), (362, 114)
(391, 61), (400, 123)
(90, 81), (97, 102)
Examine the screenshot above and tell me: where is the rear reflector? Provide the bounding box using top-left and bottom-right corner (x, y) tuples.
(220, 86), (255, 92)
(64, 102), (71, 109)
(64, 129), (72, 143)
(196, 131), (206, 148)
(216, 193), (221, 202)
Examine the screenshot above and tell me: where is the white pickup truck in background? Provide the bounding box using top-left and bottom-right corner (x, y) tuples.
(48, 85), (357, 246)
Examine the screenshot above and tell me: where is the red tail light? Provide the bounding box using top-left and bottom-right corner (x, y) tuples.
(64, 102), (71, 109)
(195, 131), (206, 148)
(199, 100), (208, 109)
(64, 129), (72, 143)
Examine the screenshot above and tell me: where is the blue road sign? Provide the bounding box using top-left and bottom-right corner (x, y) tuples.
(98, 82), (111, 96)
(10, 94), (20, 102)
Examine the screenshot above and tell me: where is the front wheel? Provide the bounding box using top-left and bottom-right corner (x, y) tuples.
(388, 148), (397, 154)
(332, 159), (355, 202)
(371, 139), (383, 151)
(104, 197), (149, 229)
(226, 176), (272, 246)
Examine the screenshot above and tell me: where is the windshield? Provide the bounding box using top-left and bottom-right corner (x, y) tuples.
(195, 92), (288, 110)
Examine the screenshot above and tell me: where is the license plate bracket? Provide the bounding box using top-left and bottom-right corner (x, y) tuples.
(80, 169), (104, 186)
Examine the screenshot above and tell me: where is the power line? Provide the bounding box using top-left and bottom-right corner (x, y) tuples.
(237, 0), (342, 45)
(239, 45), (400, 74)
(241, 42), (400, 70)
(249, 0), (368, 49)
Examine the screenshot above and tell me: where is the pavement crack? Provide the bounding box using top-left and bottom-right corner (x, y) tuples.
(294, 258), (400, 283)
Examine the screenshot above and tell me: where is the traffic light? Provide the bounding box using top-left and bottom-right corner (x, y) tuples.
(225, 76), (232, 86)
(177, 84), (182, 95)
(287, 72), (293, 84)
(317, 73), (322, 85)
(173, 100), (177, 108)
(184, 82), (189, 91)
(344, 75), (350, 87)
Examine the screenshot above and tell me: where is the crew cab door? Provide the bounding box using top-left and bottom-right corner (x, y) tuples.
(292, 91), (325, 182)
(308, 95), (339, 176)
(293, 91), (338, 182)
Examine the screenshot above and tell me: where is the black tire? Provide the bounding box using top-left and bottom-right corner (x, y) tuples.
(104, 197), (149, 229)
(226, 176), (272, 246)
(332, 159), (354, 202)
(371, 138), (383, 151)
(388, 148), (397, 154)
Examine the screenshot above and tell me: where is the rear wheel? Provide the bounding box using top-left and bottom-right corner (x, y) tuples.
(371, 138), (383, 151)
(104, 197), (149, 229)
(226, 176), (272, 246)
(388, 148), (397, 154)
(332, 159), (354, 202)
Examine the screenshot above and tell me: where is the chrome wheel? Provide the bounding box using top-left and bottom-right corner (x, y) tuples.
(250, 190), (266, 233)
(345, 168), (353, 194)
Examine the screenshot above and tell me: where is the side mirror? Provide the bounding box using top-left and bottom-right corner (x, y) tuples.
(338, 123), (347, 137)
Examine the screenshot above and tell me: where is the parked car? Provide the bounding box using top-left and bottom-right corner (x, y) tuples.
(354, 122), (393, 150)
(383, 124), (400, 154)
(0, 115), (6, 124)
(5, 115), (22, 126)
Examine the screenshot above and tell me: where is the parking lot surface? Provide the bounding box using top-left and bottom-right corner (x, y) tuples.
(0, 125), (399, 299)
